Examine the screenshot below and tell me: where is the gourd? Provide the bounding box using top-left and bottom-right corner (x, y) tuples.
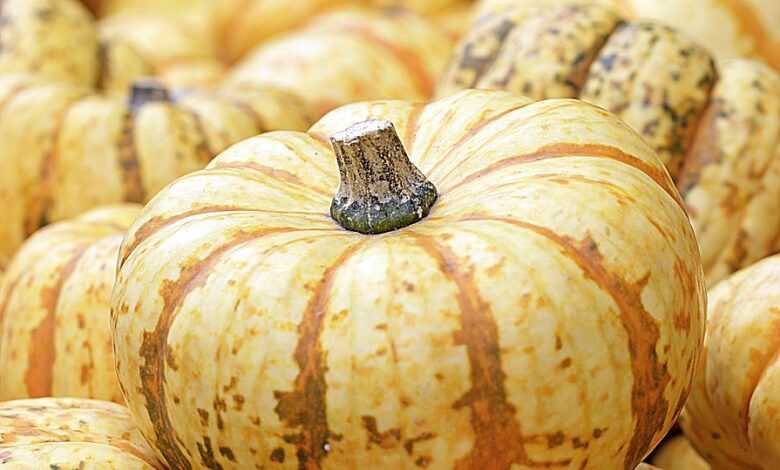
(112, 89), (705, 469)
(0, 77), (311, 270)
(0, 205), (141, 402)
(476, 0), (780, 71)
(226, 8), (454, 118)
(0, 397), (163, 469)
(650, 435), (710, 470)
(679, 254), (780, 469)
(439, 2), (780, 286)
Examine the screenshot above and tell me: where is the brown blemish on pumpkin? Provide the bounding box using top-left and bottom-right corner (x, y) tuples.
(270, 447), (286, 463)
(273, 241), (366, 470)
(25, 244), (89, 397)
(178, 105), (216, 164)
(196, 435), (223, 470)
(457, 215), (672, 468)
(545, 431), (566, 448)
(362, 415), (401, 450)
(404, 432), (436, 455)
(138, 228), (297, 470)
(412, 234), (571, 469)
(444, 142), (684, 212)
(442, 17), (516, 91)
(219, 446), (236, 462)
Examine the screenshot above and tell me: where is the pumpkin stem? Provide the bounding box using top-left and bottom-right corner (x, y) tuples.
(129, 79), (171, 112)
(330, 119), (437, 234)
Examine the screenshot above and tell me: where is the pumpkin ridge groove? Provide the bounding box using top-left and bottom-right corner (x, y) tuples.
(427, 101), (578, 180)
(177, 104), (216, 163)
(0, 275), (22, 345)
(423, 101), (534, 176)
(212, 162), (332, 198)
(441, 142), (683, 211)
(273, 239), (368, 470)
(26, 243), (90, 397)
(120, 207), (333, 269)
(138, 228), (301, 470)
(23, 96), (83, 236)
(410, 233), (571, 469)
(454, 215), (672, 468)
(118, 109), (146, 203)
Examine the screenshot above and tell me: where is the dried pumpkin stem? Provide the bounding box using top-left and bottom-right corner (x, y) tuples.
(330, 119), (437, 234)
(128, 79), (171, 112)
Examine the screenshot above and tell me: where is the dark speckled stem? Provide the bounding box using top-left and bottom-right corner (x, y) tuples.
(330, 120), (437, 234)
(129, 79), (171, 112)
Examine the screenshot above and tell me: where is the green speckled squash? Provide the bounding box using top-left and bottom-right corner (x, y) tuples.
(112, 89), (704, 469)
(440, 2), (780, 286)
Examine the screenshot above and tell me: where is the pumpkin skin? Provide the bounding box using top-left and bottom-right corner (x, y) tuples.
(475, 0), (780, 71)
(679, 255), (780, 469)
(0, 205), (140, 402)
(112, 89), (705, 469)
(0, 75), (312, 270)
(439, 3), (780, 286)
(0, 398), (163, 469)
(650, 435), (710, 470)
(0, 0), (99, 86)
(226, 9), (453, 118)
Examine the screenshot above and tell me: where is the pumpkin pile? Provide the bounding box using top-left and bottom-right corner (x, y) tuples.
(1, 0), (779, 469)
(441, 1), (780, 286)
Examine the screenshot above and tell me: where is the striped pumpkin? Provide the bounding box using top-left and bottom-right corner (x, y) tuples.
(0, 76), (311, 270)
(476, 0), (779, 72)
(112, 89), (705, 469)
(680, 254), (780, 469)
(226, 8), (453, 118)
(0, 398), (163, 469)
(439, 2), (780, 286)
(0, 205), (140, 402)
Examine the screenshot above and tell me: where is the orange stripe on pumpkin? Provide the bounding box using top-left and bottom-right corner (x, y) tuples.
(443, 142), (684, 211)
(137, 228), (301, 470)
(274, 239), (368, 470)
(457, 215), (672, 468)
(26, 243), (90, 397)
(412, 233), (572, 470)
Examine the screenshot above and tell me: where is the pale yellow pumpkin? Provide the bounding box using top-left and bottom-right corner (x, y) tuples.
(112, 89), (704, 469)
(227, 8), (453, 118)
(476, 0), (780, 71)
(0, 0), (99, 87)
(0, 205), (140, 402)
(0, 76), (311, 270)
(650, 435), (710, 470)
(680, 254), (780, 469)
(440, 3), (780, 286)
(0, 398), (163, 469)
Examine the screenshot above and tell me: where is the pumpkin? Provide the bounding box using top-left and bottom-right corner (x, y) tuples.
(439, 3), (780, 286)
(112, 89), (705, 469)
(0, 205), (140, 402)
(0, 0), (99, 86)
(0, 397), (163, 469)
(227, 8), (453, 118)
(0, 76), (312, 270)
(98, 12), (225, 87)
(650, 435), (710, 470)
(475, 0), (780, 71)
(679, 254), (780, 469)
